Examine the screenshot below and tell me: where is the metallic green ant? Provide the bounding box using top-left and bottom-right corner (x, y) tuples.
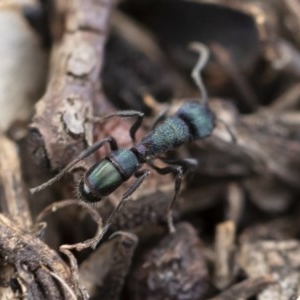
(31, 43), (234, 238)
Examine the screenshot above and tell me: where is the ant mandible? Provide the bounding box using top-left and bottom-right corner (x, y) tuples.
(31, 42), (233, 238)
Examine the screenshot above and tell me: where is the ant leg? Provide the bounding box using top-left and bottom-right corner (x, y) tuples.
(149, 158), (198, 233)
(99, 169), (150, 241)
(148, 162), (186, 233)
(30, 136), (118, 194)
(91, 110), (144, 142)
(150, 106), (169, 130)
(160, 158), (198, 173)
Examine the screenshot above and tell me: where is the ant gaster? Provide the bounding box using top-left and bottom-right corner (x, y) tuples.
(31, 43), (235, 238)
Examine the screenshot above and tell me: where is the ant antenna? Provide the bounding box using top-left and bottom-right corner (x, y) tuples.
(188, 42), (210, 104)
(189, 42), (237, 144)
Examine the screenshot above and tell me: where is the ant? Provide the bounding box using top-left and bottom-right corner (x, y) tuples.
(31, 42), (234, 238)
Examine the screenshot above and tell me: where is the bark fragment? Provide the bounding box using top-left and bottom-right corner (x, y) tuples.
(79, 232), (138, 300)
(129, 223), (211, 300)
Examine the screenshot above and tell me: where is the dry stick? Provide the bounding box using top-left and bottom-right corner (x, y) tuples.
(214, 220), (236, 290)
(60, 247), (89, 300)
(283, 0), (300, 40)
(111, 10), (190, 96)
(79, 231), (138, 300)
(112, 10), (165, 63)
(208, 275), (275, 300)
(274, 39), (300, 77)
(0, 133), (32, 229)
(36, 199), (103, 250)
(0, 135), (86, 298)
(211, 43), (259, 111)
(43, 268), (77, 300)
(36, 199), (104, 300)
(269, 83), (300, 112)
(29, 0), (114, 170)
(0, 213), (74, 299)
(226, 183), (245, 224)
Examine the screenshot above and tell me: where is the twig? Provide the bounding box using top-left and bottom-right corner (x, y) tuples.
(29, 0), (115, 170)
(213, 220), (236, 289)
(211, 43), (259, 111)
(0, 213), (75, 299)
(208, 276), (275, 300)
(36, 199), (103, 250)
(269, 83), (300, 112)
(0, 133), (32, 229)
